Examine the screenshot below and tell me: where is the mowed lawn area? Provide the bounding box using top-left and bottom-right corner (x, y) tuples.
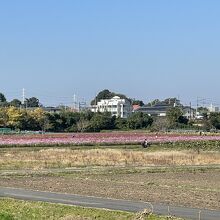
(0, 198), (183, 220)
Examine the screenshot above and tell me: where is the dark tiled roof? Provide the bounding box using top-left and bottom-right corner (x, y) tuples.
(135, 102), (183, 114)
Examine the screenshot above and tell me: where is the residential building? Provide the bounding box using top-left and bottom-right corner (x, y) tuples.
(91, 96), (132, 118)
(135, 104), (169, 116)
(134, 100), (181, 117)
(132, 104), (141, 111)
(26, 107), (63, 113)
(182, 106), (196, 119)
(135, 99), (196, 119)
(208, 104), (219, 113)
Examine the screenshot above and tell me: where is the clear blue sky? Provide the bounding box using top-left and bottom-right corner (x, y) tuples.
(0, 0), (220, 107)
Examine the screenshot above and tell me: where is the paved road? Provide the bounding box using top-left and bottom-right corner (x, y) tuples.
(0, 187), (219, 220)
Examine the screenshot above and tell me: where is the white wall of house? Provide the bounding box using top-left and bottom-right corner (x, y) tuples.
(91, 96), (132, 118)
(159, 113), (166, 117)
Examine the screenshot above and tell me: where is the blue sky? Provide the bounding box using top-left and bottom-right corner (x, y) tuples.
(0, 0), (220, 107)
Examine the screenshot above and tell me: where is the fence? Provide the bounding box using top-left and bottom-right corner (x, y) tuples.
(0, 128), (12, 134)
(142, 202), (210, 220)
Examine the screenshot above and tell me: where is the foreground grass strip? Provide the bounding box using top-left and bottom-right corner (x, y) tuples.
(0, 198), (183, 220)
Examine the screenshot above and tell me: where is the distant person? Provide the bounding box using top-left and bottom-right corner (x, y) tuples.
(142, 139), (149, 148)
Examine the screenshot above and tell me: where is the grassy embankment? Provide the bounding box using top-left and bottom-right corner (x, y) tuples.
(0, 198), (182, 220)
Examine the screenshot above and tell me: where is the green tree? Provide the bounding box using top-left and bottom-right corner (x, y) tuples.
(0, 108), (8, 127)
(131, 100), (144, 106)
(178, 115), (189, 125)
(197, 107), (209, 119)
(88, 112), (115, 132)
(0, 93), (8, 107)
(209, 113), (220, 130)
(30, 108), (49, 131)
(81, 110), (94, 121)
(164, 97), (179, 105)
(166, 107), (188, 128)
(91, 89), (130, 105)
(10, 99), (22, 107)
(47, 113), (65, 132)
(59, 111), (81, 132)
(91, 90), (112, 105)
(0, 93), (6, 102)
(115, 117), (128, 130)
(127, 112), (153, 129)
(21, 110), (39, 130)
(25, 97), (40, 107)
(197, 107), (209, 114)
(75, 111), (95, 132)
(146, 99), (160, 106)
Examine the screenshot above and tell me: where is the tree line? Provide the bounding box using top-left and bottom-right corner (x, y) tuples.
(1, 106), (220, 132)
(1, 91), (220, 132)
(0, 107), (154, 132)
(0, 92), (40, 108)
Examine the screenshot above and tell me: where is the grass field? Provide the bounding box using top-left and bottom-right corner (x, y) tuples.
(0, 198), (182, 220)
(0, 144), (220, 170)
(0, 141), (219, 217)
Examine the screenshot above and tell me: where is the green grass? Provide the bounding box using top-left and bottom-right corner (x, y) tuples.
(148, 141), (220, 151)
(0, 198), (183, 220)
(1, 140), (220, 151)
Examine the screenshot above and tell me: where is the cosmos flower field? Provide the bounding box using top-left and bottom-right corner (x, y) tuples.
(1, 132), (220, 146)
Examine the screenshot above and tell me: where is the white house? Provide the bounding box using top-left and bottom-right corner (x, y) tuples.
(182, 106), (196, 119)
(91, 96), (132, 118)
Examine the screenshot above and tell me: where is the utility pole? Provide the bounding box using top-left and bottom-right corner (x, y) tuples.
(196, 97), (199, 117)
(73, 94), (77, 110)
(78, 102), (80, 112)
(95, 94), (97, 112)
(196, 97), (206, 117)
(22, 88), (25, 107)
(190, 102), (192, 120)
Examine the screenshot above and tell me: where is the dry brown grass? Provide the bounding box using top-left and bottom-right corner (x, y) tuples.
(0, 148), (220, 169)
